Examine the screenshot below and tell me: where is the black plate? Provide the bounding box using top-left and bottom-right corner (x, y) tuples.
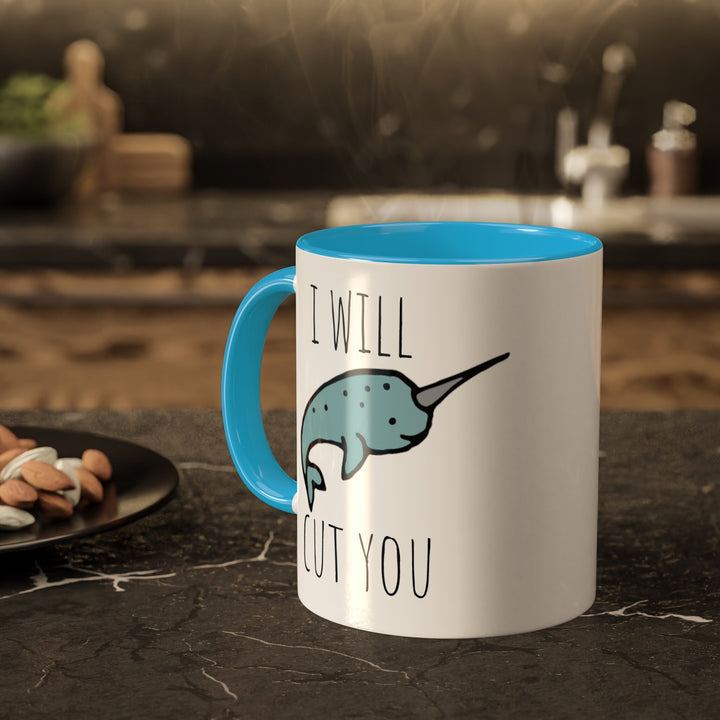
(0, 426), (179, 553)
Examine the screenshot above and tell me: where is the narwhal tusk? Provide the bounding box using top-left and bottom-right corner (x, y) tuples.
(414, 352), (510, 410)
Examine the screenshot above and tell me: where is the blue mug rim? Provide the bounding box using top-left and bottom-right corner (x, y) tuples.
(298, 221), (602, 265)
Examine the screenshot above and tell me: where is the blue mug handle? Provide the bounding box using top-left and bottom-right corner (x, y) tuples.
(221, 267), (296, 513)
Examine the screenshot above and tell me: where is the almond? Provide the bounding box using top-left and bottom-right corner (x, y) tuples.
(0, 447), (57, 482)
(20, 460), (75, 492)
(0, 479), (38, 509)
(0, 448), (24, 472)
(0, 505), (35, 530)
(76, 467), (104, 504)
(82, 449), (112, 481)
(0, 425), (19, 453)
(17, 438), (37, 450)
(55, 459), (81, 508)
(36, 491), (73, 520)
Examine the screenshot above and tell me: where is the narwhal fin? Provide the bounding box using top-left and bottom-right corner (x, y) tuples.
(341, 433), (370, 479)
(305, 463), (326, 511)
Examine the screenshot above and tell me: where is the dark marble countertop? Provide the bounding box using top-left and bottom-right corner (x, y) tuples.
(0, 191), (718, 270)
(0, 408), (718, 719)
(0, 192), (327, 270)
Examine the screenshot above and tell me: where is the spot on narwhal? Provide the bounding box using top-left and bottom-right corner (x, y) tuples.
(300, 352), (510, 510)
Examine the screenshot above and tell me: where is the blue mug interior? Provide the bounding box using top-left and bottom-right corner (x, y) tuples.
(298, 221), (601, 264)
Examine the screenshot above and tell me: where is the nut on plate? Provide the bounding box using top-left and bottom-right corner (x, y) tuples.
(0, 448), (24, 472)
(1, 447), (58, 482)
(75, 467), (104, 504)
(0, 505), (35, 530)
(0, 478), (38, 509)
(0, 424), (19, 453)
(55, 458), (82, 508)
(82, 449), (113, 481)
(20, 460), (75, 492)
(36, 491), (74, 519)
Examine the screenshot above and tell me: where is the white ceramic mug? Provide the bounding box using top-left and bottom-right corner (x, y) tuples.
(222, 221), (603, 638)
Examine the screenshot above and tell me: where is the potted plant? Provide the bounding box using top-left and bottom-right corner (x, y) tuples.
(0, 73), (91, 204)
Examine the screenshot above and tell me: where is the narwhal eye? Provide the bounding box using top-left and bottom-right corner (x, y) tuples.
(383, 383), (390, 390)
(388, 417), (396, 425)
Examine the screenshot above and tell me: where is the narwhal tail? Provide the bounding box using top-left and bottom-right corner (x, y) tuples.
(415, 352), (510, 410)
(304, 463), (326, 511)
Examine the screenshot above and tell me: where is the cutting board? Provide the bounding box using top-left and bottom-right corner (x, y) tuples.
(106, 133), (192, 192)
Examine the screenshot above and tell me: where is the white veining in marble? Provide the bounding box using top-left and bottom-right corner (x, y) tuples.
(224, 630), (411, 680)
(192, 531), (295, 570)
(0, 560), (176, 601)
(31, 661), (55, 691)
(201, 667), (238, 701)
(2, 531), (294, 603)
(185, 642), (239, 702)
(584, 600), (712, 624)
(177, 462), (238, 473)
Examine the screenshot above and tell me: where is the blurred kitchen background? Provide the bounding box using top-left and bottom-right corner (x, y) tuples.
(1, 0), (719, 411)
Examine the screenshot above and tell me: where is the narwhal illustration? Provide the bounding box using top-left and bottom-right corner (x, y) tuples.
(301, 352), (510, 510)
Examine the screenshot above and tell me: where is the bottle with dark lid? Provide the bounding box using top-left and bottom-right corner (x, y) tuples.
(646, 100), (698, 197)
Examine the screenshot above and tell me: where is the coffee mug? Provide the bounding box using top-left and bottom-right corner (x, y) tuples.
(222, 221), (602, 638)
